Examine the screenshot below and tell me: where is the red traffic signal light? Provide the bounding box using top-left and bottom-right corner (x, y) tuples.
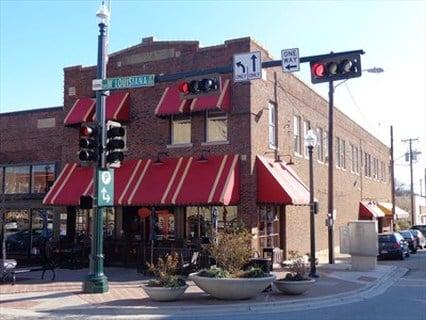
(178, 74), (221, 99)
(78, 124), (97, 162)
(310, 53), (362, 84)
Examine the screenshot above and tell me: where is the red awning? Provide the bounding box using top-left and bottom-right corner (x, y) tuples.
(43, 160), (140, 206)
(64, 92), (130, 126)
(92, 92), (130, 122)
(155, 78), (231, 116)
(43, 155), (239, 207)
(256, 156), (310, 205)
(359, 201), (385, 219)
(119, 154), (240, 206)
(64, 98), (96, 126)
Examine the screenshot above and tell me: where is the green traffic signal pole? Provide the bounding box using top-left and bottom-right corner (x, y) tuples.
(83, 5), (109, 294)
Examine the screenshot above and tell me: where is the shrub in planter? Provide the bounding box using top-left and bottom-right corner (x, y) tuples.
(189, 228), (276, 300)
(142, 253), (188, 301)
(274, 250), (315, 295)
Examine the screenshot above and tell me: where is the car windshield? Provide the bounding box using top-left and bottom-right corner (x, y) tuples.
(378, 235), (394, 242)
(400, 231), (412, 238)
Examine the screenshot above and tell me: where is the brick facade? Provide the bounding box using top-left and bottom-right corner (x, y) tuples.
(1, 36), (391, 259)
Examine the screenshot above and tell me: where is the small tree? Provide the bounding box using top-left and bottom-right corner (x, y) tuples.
(146, 252), (185, 288)
(208, 228), (252, 275)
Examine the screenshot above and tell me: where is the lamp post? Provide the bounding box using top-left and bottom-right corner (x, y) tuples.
(82, 2), (110, 294)
(305, 129), (318, 278)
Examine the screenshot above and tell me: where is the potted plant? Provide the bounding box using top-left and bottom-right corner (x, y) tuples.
(273, 250), (316, 295)
(189, 228), (276, 300)
(142, 252), (188, 301)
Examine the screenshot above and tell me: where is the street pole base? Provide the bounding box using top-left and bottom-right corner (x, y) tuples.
(82, 275), (109, 293)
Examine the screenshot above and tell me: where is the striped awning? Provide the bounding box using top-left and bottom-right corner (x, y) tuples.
(359, 201), (386, 219)
(377, 202), (410, 219)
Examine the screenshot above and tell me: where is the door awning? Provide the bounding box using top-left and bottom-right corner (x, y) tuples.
(155, 78), (231, 116)
(256, 156), (310, 205)
(64, 92), (130, 126)
(377, 202), (410, 219)
(43, 154), (240, 207)
(359, 201), (386, 219)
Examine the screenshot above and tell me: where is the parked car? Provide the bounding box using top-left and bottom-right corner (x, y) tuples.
(6, 228), (52, 255)
(399, 230), (418, 253)
(378, 233), (409, 260)
(411, 225), (426, 238)
(409, 229), (425, 249)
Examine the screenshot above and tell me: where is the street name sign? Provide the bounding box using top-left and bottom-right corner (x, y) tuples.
(233, 51), (262, 82)
(97, 168), (114, 206)
(281, 48), (300, 73)
(92, 74), (155, 91)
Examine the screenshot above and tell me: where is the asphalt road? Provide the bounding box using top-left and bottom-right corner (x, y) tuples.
(179, 250), (426, 320)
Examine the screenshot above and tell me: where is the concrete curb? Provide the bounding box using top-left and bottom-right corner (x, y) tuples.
(0, 266), (408, 319)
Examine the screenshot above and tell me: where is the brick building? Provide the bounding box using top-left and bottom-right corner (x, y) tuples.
(1, 36), (393, 266)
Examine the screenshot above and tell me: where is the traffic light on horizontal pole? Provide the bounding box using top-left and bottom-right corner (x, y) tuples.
(178, 74), (221, 99)
(79, 124), (98, 162)
(310, 52), (362, 84)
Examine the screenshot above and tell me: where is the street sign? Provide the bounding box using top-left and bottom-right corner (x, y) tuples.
(233, 51), (262, 82)
(92, 74), (155, 91)
(281, 48), (300, 73)
(97, 168), (114, 206)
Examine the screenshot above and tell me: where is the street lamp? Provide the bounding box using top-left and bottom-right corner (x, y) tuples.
(82, 2), (110, 294)
(305, 129), (319, 278)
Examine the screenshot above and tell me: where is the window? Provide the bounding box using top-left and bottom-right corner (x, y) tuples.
(336, 137), (341, 167)
(268, 102), (277, 148)
(317, 128), (324, 162)
(293, 115), (302, 155)
(258, 206), (279, 248)
(206, 110), (228, 142)
(0, 167), (3, 193)
(351, 145), (360, 174)
(340, 139), (346, 169)
(31, 164), (55, 193)
(324, 130), (329, 163)
(186, 206), (238, 238)
(5, 166), (30, 194)
(171, 114), (191, 144)
(303, 120), (311, 157)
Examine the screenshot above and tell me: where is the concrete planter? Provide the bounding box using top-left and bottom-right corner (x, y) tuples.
(189, 273), (276, 300)
(142, 284), (188, 302)
(273, 279), (315, 295)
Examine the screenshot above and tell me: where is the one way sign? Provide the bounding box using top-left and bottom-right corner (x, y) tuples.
(233, 51), (262, 82)
(281, 48), (300, 73)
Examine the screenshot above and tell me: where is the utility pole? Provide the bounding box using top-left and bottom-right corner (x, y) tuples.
(327, 80), (335, 264)
(390, 126), (396, 231)
(402, 138), (419, 226)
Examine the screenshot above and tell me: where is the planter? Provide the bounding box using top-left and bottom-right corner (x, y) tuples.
(189, 273), (276, 300)
(273, 278), (315, 295)
(142, 284), (188, 302)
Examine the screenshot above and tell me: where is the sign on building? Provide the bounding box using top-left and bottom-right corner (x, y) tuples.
(233, 51), (262, 82)
(281, 48), (300, 73)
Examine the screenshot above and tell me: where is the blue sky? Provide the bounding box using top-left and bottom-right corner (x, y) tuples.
(1, 0), (425, 190)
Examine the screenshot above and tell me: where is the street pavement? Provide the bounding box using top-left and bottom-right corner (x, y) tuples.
(0, 251), (424, 320)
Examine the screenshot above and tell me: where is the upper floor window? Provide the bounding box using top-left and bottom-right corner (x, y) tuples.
(293, 115), (302, 155)
(351, 144), (360, 174)
(171, 114), (191, 145)
(268, 102), (277, 148)
(317, 128), (324, 162)
(5, 166), (30, 194)
(303, 120), (311, 158)
(335, 137), (341, 167)
(324, 130), (329, 163)
(206, 110), (228, 143)
(340, 139), (346, 169)
(31, 164), (55, 194)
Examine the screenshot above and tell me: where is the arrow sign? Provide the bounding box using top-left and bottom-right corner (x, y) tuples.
(233, 51), (261, 82)
(97, 168), (114, 206)
(281, 48), (300, 73)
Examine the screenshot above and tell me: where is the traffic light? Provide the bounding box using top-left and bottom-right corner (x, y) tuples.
(310, 52), (362, 84)
(78, 124), (97, 162)
(178, 74), (221, 99)
(106, 120), (125, 167)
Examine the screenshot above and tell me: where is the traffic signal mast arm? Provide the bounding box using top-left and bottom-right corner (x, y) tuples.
(154, 49), (365, 84)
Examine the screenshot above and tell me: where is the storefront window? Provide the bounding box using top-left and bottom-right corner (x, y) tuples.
(103, 207), (115, 240)
(156, 209), (175, 240)
(258, 206), (279, 248)
(5, 166), (30, 194)
(31, 164), (55, 193)
(30, 210), (53, 255)
(186, 206), (238, 240)
(206, 110), (228, 142)
(5, 209), (30, 255)
(0, 167), (4, 193)
(76, 209), (91, 239)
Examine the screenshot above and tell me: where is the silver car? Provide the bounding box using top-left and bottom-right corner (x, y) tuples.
(410, 229), (426, 249)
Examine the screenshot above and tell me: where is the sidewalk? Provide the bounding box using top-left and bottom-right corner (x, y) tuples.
(0, 261), (407, 320)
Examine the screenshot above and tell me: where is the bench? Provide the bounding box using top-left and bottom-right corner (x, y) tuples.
(11, 265), (56, 285)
